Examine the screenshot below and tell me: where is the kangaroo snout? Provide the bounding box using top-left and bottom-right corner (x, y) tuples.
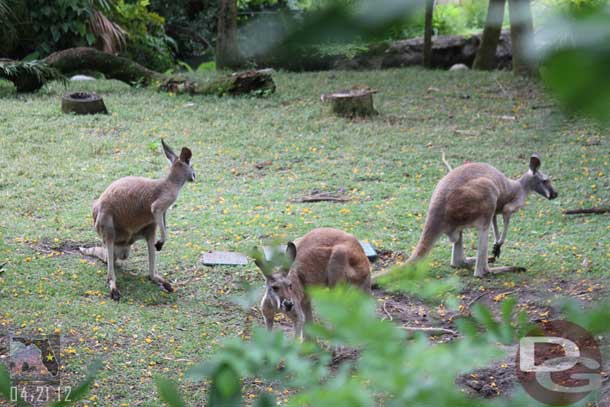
(281, 299), (294, 312)
(549, 190), (558, 200)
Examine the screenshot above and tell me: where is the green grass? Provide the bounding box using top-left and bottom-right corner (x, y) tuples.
(0, 68), (608, 405)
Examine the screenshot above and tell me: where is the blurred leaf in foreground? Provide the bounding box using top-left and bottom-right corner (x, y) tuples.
(535, 7), (610, 122)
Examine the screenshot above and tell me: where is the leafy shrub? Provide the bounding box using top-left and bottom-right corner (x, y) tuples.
(462, 0), (489, 29)
(113, 0), (176, 72)
(25, 0), (98, 57)
(537, 0), (608, 16)
(433, 4), (468, 35)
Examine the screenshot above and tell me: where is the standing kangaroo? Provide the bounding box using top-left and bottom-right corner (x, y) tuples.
(80, 140), (195, 301)
(254, 228), (371, 340)
(405, 154), (557, 277)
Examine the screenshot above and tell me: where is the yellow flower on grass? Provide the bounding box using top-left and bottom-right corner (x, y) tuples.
(145, 337), (153, 344)
(339, 208), (351, 214)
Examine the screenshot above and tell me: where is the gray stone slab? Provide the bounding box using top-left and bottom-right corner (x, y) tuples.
(201, 251), (248, 266)
(358, 241), (377, 261)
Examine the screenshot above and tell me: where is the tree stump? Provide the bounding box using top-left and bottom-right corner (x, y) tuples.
(321, 87), (378, 118)
(61, 92), (108, 115)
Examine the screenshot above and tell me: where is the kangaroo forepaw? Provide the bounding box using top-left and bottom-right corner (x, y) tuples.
(159, 281), (174, 293)
(155, 240), (164, 251)
(492, 243), (502, 258)
(110, 288), (121, 302)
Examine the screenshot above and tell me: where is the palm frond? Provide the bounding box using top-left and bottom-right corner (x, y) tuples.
(89, 9), (126, 54)
(0, 60), (66, 85)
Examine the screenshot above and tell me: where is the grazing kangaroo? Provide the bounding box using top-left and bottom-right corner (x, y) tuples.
(404, 154), (557, 278)
(80, 140), (195, 301)
(255, 228), (371, 340)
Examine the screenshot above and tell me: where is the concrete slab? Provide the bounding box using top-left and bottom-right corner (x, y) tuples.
(201, 251), (248, 266)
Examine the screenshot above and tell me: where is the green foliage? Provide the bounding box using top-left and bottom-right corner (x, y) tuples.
(536, 0), (608, 16)
(462, 0), (489, 29)
(0, 60), (66, 86)
(155, 376), (186, 407)
(377, 261), (461, 301)
(537, 6), (610, 122)
(27, 0), (97, 56)
(159, 260), (538, 406)
(113, 0), (176, 71)
(433, 4), (468, 35)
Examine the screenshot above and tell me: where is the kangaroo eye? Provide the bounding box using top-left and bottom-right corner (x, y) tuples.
(272, 286), (279, 292)
(288, 283), (292, 290)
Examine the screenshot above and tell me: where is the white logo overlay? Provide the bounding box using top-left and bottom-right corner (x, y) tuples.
(520, 336), (602, 394)
(516, 320), (603, 406)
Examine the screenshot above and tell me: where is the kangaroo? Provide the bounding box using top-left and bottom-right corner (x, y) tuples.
(79, 139), (195, 301)
(254, 228), (371, 341)
(399, 154), (557, 278)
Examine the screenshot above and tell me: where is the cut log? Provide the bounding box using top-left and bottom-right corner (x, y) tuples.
(321, 87), (378, 118)
(61, 92), (108, 115)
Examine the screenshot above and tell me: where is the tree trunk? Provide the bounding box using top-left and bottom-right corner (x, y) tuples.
(423, 0), (435, 68)
(3, 48), (274, 95)
(473, 0), (506, 70)
(216, 0), (241, 70)
(508, 0), (535, 75)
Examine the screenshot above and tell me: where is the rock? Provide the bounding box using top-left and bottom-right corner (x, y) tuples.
(256, 31), (512, 72)
(449, 63), (470, 71)
(449, 63), (469, 71)
(70, 74), (96, 81)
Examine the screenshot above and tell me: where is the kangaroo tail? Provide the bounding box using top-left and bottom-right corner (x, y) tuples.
(407, 220), (441, 263)
(372, 218), (442, 284)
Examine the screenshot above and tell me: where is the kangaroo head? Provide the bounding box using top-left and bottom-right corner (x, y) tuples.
(162, 139), (195, 183)
(254, 242), (298, 312)
(522, 153), (558, 200)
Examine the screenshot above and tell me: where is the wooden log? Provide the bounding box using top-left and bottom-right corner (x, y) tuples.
(563, 207), (610, 215)
(159, 69), (276, 96)
(321, 87), (378, 118)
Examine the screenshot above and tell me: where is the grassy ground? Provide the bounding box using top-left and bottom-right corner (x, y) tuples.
(0, 68), (608, 406)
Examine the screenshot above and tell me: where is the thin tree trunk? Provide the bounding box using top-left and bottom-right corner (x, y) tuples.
(216, 0), (241, 70)
(508, 0), (535, 75)
(473, 0), (506, 70)
(423, 0), (435, 68)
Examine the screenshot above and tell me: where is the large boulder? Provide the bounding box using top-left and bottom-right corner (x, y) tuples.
(256, 31), (512, 71)
(335, 31), (512, 70)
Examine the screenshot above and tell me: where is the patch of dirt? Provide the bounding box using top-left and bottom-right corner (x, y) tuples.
(25, 238), (96, 256)
(456, 355), (517, 398)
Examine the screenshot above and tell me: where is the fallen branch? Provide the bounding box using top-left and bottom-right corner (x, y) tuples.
(382, 301), (393, 321)
(401, 326), (458, 336)
(467, 291), (488, 310)
(563, 207), (610, 215)
(441, 150), (452, 172)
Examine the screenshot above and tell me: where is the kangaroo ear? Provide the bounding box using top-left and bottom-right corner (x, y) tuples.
(161, 139), (178, 164)
(286, 242), (297, 262)
(180, 147), (192, 164)
(530, 153), (541, 173)
(252, 246), (273, 277)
